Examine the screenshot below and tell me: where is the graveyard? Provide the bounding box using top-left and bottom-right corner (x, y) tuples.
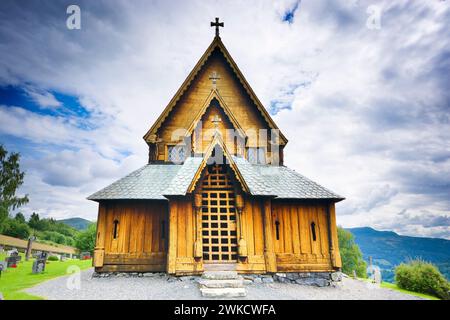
(0, 251), (92, 300)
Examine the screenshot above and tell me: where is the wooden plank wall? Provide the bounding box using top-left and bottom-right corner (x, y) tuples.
(98, 200), (168, 272)
(96, 199), (339, 274)
(237, 196), (266, 273)
(271, 202), (334, 272)
(167, 197), (203, 275)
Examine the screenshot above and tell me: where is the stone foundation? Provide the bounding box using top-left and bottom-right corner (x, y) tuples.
(92, 271), (343, 287)
(273, 272), (343, 287)
(92, 272), (166, 278)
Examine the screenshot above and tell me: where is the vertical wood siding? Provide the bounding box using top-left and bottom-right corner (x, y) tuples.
(271, 202), (333, 272)
(98, 201), (168, 272)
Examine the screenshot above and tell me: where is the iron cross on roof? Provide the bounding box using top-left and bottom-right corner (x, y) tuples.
(209, 71), (220, 89)
(211, 17), (224, 37)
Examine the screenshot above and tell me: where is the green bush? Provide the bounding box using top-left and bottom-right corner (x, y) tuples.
(395, 259), (450, 300)
(47, 255), (59, 261)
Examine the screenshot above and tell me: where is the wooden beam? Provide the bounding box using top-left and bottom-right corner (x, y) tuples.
(94, 203), (107, 267)
(262, 198), (277, 272)
(327, 203), (342, 268)
(167, 200), (178, 274)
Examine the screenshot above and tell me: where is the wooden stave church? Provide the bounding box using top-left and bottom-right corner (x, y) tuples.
(88, 21), (344, 275)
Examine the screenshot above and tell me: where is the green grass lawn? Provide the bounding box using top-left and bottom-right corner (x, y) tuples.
(0, 253), (92, 300)
(380, 281), (440, 300)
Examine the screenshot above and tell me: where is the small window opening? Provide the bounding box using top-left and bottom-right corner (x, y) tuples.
(113, 219), (119, 239)
(161, 220), (166, 239)
(311, 222), (317, 241)
(275, 220), (280, 240)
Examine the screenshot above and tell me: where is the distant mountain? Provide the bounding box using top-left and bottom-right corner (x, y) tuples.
(58, 217), (93, 230)
(346, 227), (450, 283)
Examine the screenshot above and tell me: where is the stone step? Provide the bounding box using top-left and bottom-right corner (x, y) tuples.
(202, 271), (239, 280)
(199, 277), (244, 288)
(203, 263), (237, 271)
(200, 287), (247, 298)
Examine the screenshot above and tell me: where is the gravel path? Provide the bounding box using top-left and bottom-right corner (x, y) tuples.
(25, 268), (423, 300)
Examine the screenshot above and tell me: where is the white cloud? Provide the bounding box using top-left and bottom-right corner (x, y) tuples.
(24, 87), (61, 109)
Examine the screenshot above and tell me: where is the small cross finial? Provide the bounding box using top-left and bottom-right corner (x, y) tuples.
(209, 71), (221, 89)
(211, 114), (222, 129)
(210, 17), (224, 37)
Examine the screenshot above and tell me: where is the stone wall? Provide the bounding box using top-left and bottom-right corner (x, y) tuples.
(92, 271), (344, 288)
(272, 272), (342, 287)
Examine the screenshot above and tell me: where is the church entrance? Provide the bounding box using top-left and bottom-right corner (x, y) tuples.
(201, 164), (238, 263)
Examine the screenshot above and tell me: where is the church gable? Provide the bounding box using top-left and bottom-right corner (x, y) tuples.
(194, 98), (242, 156)
(187, 132), (250, 195)
(144, 36), (287, 164)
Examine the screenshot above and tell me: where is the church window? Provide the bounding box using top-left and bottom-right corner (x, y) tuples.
(247, 147), (266, 164)
(113, 219), (119, 239)
(311, 222), (317, 241)
(275, 220), (280, 240)
(161, 220), (166, 239)
(168, 145), (187, 163)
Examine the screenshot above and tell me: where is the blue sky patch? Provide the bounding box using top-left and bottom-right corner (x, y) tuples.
(0, 85), (91, 120)
(282, 1), (300, 24)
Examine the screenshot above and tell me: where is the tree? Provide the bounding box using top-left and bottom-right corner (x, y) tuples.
(338, 226), (367, 278)
(3, 218), (30, 239)
(0, 145), (29, 211)
(75, 223), (97, 253)
(0, 202), (8, 233)
(28, 212), (40, 229)
(14, 212), (26, 223)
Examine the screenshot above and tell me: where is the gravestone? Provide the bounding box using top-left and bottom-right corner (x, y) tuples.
(32, 252), (48, 274)
(6, 251), (20, 268)
(373, 267), (382, 284)
(7, 248), (18, 256)
(80, 252), (91, 260)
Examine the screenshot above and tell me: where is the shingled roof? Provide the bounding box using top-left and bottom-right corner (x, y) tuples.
(88, 157), (344, 201)
(87, 164), (183, 200)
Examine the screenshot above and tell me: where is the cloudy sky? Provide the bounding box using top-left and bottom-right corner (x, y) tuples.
(0, 0), (449, 239)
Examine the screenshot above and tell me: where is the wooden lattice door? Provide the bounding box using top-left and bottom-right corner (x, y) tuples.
(201, 164), (238, 262)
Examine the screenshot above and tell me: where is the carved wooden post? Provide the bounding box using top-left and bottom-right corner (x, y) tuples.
(263, 198), (277, 272)
(25, 236), (35, 261)
(235, 194), (248, 258)
(327, 203), (342, 269)
(193, 193), (203, 259)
